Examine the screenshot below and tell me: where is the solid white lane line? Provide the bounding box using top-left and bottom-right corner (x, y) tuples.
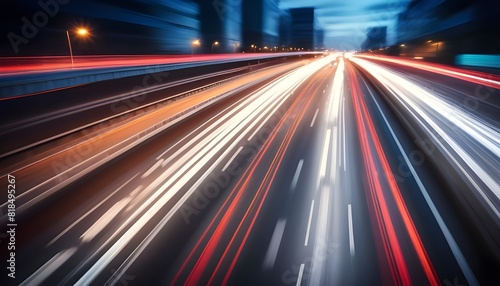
(332, 126), (338, 174)
(339, 105), (343, 168)
(141, 159), (164, 179)
(47, 173), (139, 247)
(305, 200), (315, 246)
(342, 97), (346, 171)
(320, 129), (331, 178)
(20, 247), (77, 286)
(222, 146), (243, 172)
(290, 159), (304, 190)
(296, 263), (305, 286)
(310, 108), (319, 127)
(348, 204), (355, 257)
(364, 79), (479, 286)
(262, 218), (287, 269)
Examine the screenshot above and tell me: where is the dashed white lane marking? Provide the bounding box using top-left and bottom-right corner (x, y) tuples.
(262, 218), (287, 269)
(222, 146), (243, 172)
(319, 129), (331, 177)
(296, 263), (305, 286)
(291, 159), (304, 190)
(310, 108), (319, 127)
(305, 200), (315, 246)
(348, 204), (355, 257)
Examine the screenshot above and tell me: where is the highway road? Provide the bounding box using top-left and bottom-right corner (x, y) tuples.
(0, 54), (499, 285)
(0, 55), (209, 73)
(0, 54), (308, 74)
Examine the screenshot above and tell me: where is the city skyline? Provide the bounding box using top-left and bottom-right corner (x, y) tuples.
(3, 1), (499, 56)
(2, 0), (409, 55)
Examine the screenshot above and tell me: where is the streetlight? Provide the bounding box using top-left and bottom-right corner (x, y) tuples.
(77, 28), (88, 36)
(233, 43), (239, 53)
(434, 42), (440, 56)
(66, 27), (89, 68)
(212, 41), (219, 53)
(192, 39), (200, 56)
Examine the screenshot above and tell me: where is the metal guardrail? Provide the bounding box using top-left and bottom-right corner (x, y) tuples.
(0, 52), (320, 97)
(0, 60), (297, 159)
(0, 63), (302, 218)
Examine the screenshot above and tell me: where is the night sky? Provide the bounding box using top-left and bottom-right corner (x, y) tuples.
(1, 0), (201, 56)
(1, 0), (499, 56)
(1, 0), (410, 56)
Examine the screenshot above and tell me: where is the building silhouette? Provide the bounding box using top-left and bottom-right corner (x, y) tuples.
(242, 0), (280, 51)
(198, 0), (242, 53)
(289, 7), (316, 51)
(362, 26), (387, 51)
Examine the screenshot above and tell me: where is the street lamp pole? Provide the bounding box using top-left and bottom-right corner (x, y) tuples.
(66, 28), (88, 68)
(212, 41), (219, 54)
(66, 30), (74, 68)
(192, 40), (200, 57)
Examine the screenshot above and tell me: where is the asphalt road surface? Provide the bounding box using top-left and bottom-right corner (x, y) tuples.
(0, 54), (499, 285)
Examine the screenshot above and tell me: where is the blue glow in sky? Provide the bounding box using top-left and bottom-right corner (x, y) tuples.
(280, 0), (411, 50)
